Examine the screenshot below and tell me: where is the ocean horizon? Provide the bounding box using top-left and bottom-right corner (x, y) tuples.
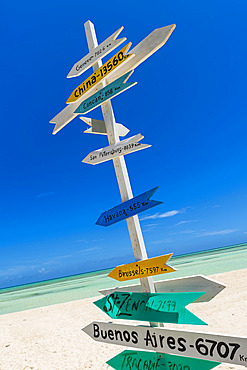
(0, 242), (246, 315)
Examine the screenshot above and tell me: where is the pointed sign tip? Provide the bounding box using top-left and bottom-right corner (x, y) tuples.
(84, 20), (94, 28)
(112, 26), (124, 40)
(81, 322), (91, 335)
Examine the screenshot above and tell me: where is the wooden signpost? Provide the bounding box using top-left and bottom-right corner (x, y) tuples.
(96, 186), (163, 227)
(107, 253), (175, 281)
(83, 321), (247, 366)
(82, 134), (150, 165)
(51, 19), (244, 369)
(107, 350), (220, 370)
(80, 117), (130, 136)
(94, 291), (207, 325)
(67, 26), (126, 78)
(99, 275), (226, 303)
(67, 43), (133, 103)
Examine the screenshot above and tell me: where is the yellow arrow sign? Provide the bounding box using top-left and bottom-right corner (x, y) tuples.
(108, 253), (176, 282)
(67, 43), (133, 103)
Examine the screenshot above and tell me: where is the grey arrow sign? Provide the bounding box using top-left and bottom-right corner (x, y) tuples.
(98, 275), (226, 303)
(82, 321), (247, 366)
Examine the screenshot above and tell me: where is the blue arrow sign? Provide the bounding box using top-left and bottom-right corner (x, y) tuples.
(96, 186), (163, 227)
(74, 71), (136, 115)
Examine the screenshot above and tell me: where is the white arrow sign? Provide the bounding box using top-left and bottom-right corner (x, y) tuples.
(80, 117), (129, 136)
(82, 133), (151, 165)
(82, 321), (247, 366)
(107, 24), (176, 82)
(99, 275), (226, 303)
(67, 27), (126, 78)
(50, 24), (175, 135)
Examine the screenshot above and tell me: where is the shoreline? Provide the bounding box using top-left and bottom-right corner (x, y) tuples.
(1, 243), (247, 316)
(1, 242), (246, 293)
(0, 268), (246, 369)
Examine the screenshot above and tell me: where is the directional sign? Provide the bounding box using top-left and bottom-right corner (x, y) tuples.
(80, 117), (130, 136)
(82, 321), (247, 366)
(107, 24), (176, 83)
(74, 71), (136, 115)
(50, 24), (175, 134)
(67, 26), (126, 78)
(96, 186), (163, 227)
(99, 275), (226, 303)
(82, 134), (150, 165)
(67, 43), (133, 103)
(94, 291), (207, 325)
(108, 253), (175, 282)
(107, 350), (220, 370)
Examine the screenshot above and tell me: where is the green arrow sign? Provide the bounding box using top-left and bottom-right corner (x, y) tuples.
(107, 350), (220, 370)
(74, 71), (136, 115)
(94, 291), (207, 325)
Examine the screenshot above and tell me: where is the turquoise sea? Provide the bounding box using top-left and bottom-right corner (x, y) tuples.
(0, 242), (246, 315)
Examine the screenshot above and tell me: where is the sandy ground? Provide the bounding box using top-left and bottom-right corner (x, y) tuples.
(0, 269), (247, 370)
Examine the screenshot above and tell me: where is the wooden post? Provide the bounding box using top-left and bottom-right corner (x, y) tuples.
(84, 20), (156, 296)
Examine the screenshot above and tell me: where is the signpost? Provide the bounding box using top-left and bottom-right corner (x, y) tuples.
(51, 19), (242, 369)
(67, 26), (126, 78)
(67, 43), (133, 103)
(99, 275), (226, 303)
(80, 117), (130, 136)
(82, 134), (150, 165)
(96, 186), (163, 227)
(81, 20), (157, 300)
(82, 321), (247, 366)
(107, 253), (175, 281)
(94, 291), (207, 325)
(107, 350), (220, 370)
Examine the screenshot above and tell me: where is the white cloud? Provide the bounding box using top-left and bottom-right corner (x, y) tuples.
(140, 208), (186, 221)
(175, 220), (198, 226)
(143, 225), (158, 232)
(36, 191), (55, 199)
(194, 229), (238, 237)
(76, 247), (99, 254)
(151, 238), (174, 244)
(179, 230), (197, 234)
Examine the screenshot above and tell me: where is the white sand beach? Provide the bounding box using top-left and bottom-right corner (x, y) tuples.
(0, 268), (246, 369)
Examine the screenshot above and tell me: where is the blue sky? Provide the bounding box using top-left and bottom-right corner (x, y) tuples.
(1, 0), (247, 288)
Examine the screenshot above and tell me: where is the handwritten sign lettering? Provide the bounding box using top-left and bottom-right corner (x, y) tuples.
(94, 291), (207, 325)
(74, 71), (136, 115)
(107, 350), (220, 370)
(82, 134), (151, 165)
(108, 253), (175, 282)
(82, 321), (247, 366)
(67, 43), (133, 103)
(96, 186), (163, 227)
(67, 26), (126, 78)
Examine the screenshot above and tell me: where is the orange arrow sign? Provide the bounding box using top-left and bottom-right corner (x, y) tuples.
(108, 253), (175, 282)
(67, 43), (133, 103)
